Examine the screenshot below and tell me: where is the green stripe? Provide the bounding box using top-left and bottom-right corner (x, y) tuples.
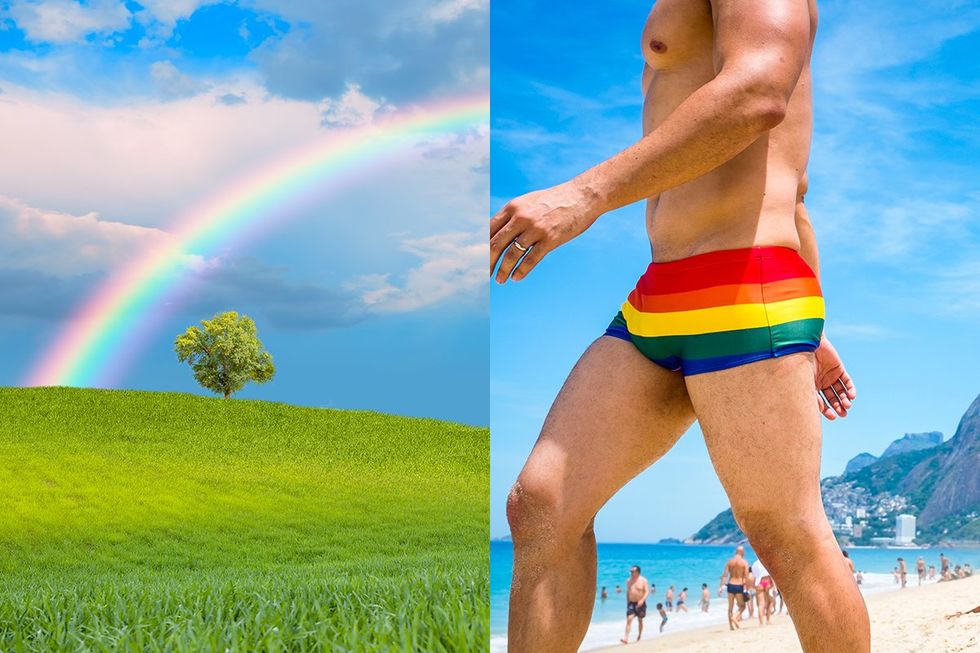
(628, 318), (824, 362)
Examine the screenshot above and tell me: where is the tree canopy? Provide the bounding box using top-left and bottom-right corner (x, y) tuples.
(174, 312), (275, 398)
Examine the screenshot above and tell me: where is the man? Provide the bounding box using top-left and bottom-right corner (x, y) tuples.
(719, 545), (749, 630)
(699, 583), (711, 613)
(494, 1), (869, 652)
(752, 557), (774, 625)
(744, 567), (756, 620)
(665, 584), (675, 611)
(677, 587), (689, 612)
(916, 557), (926, 586)
(898, 558), (908, 589)
(621, 565), (650, 644)
(843, 550), (856, 577)
(940, 553), (950, 578)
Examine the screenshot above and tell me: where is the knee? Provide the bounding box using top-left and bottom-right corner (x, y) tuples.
(506, 477), (559, 544)
(506, 476), (592, 549)
(732, 504), (825, 567)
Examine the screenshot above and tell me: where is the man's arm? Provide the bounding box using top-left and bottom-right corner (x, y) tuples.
(576, 0), (811, 213)
(640, 581), (650, 605)
(491, 0), (812, 281)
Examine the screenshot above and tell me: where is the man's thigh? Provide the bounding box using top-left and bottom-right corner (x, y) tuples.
(683, 353), (824, 519)
(514, 336), (696, 529)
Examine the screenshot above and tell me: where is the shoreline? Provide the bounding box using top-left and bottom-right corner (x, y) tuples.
(588, 575), (980, 653)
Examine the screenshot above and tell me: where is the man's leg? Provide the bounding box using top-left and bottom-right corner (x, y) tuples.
(685, 353), (870, 652)
(636, 615), (644, 641)
(622, 614), (634, 644)
(507, 337), (696, 653)
(727, 593), (735, 628)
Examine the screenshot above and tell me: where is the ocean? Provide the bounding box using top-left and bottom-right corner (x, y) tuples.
(490, 541), (980, 652)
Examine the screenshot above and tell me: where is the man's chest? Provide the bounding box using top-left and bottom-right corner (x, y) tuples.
(641, 0), (714, 70)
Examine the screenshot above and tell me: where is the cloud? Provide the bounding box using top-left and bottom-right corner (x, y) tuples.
(351, 229), (487, 313)
(179, 257), (367, 329)
(4, 0), (131, 44)
(215, 92), (247, 106)
(0, 194), (203, 277)
(318, 82), (391, 128)
(427, 0), (488, 23)
(0, 81), (325, 225)
(246, 0), (488, 103)
(150, 60), (209, 98)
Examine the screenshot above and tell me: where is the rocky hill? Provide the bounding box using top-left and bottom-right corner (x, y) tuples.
(841, 431), (943, 476)
(688, 395), (980, 545)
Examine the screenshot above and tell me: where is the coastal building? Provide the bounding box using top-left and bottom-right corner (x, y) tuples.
(895, 514), (916, 545)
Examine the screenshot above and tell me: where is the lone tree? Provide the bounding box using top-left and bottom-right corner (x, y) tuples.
(174, 311), (275, 399)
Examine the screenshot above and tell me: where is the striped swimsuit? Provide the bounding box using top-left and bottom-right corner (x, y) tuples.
(604, 246), (824, 375)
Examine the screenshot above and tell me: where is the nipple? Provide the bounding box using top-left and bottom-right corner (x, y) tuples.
(649, 39), (667, 53)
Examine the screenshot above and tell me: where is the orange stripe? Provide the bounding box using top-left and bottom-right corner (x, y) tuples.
(628, 277), (822, 313)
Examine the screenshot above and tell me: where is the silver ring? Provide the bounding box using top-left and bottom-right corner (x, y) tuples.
(512, 240), (529, 253)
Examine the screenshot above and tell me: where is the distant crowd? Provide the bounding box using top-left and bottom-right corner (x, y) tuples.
(604, 546), (786, 644)
(886, 553), (974, 589)
(603, 546), (975, 645)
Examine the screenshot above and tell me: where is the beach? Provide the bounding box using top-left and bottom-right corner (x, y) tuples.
(590, 575), (980, 653)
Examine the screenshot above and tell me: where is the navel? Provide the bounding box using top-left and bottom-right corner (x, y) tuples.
(649, 39), (667, 54)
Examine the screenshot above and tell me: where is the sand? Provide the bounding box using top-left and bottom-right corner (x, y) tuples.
(591, 576), (980, 653)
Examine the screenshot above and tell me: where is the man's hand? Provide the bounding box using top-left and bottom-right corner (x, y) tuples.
(489, 181), (602, 283)
(814, 335), (856, 420)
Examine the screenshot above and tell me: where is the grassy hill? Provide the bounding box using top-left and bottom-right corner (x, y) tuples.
(0, 387), (488, 651)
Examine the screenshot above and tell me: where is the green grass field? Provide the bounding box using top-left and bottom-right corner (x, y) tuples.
(0, 387), (488, 652)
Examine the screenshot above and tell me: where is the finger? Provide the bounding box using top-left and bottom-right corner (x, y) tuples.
(495, 238), (530, 284)
(817, 393), (836, 420)
(490, 221), (519, 275)
(822, 386), (847, 418)
(831, 378), (853, 409)
(489, 203), (512, 240)
(837, 370), (857, 400)
(511, 242), (550, 281)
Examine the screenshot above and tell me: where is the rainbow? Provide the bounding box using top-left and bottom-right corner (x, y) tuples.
(25, 93), (489, 388)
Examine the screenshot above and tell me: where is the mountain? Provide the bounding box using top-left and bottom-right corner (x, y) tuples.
(689, 395), (980, 545)
(844, 452), (878, 475)
(880, 431), (943, 458)
(842, 432), (943, 476)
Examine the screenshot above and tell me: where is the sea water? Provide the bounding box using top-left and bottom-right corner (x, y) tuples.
(490, 541), (980, 652)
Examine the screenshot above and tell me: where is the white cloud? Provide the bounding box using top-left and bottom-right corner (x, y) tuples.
(318, 83), (391, 128)
(0, 194), (204, 277)
(150, 60), (210, 99)
(0, 81), (325, 225)
(427, 0), (488, 23)
(5, 0), (131, 44)
(351, 230), (486, 313)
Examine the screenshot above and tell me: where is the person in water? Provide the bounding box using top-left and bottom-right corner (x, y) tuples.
(497, 2), (867, 651)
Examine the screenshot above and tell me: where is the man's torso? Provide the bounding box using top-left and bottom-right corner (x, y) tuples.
(641, 0), (818, 261)
(627, 576), (648, 602)
(725, 557), (748, 584)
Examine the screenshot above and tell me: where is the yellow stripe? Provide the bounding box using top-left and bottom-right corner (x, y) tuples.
(621, 295), (825, 337)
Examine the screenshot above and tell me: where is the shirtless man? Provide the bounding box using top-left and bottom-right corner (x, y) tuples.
(719, 545), (749, 630)
(843, 550), (856, 577)
(916, 557), (926, 586)
(898, 558), (908, 588)
(665, 584), (675, 611)
(492, 1), (869, 651)
(622, 565), (650, 644)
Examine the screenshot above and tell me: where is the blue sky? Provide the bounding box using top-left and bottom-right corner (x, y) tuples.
(491, 0), (980, 541)
(0, 0), (489, 425)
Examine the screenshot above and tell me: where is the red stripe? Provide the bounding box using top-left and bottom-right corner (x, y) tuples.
(637, 247), (816, 295)
(628, 276), (822, 313)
